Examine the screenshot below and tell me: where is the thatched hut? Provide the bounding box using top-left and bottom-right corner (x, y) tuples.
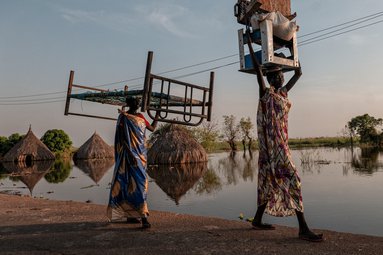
(3, 127), (55, 163)
(74, 158), (114, 183)
(74, 132), (113, 160)
(147, 162), (207, 204)
(3, 160), (53, 195)
(148, 125), (207, 164)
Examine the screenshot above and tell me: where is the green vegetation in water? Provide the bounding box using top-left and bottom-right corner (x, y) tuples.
(288, 136), (353, 148)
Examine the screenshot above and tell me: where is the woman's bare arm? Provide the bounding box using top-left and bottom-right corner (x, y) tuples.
(254, 59), (267, 98)
(146, 111), (160, 132)
(284, 67), (302, 92)
(245, 30), (267, 98)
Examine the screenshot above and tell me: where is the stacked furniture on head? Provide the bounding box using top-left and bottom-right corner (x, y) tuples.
(234, 0), (300, 74)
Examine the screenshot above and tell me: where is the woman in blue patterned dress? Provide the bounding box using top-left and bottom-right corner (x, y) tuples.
(107, 97), (158, 228)
(251, 60), (323, 242)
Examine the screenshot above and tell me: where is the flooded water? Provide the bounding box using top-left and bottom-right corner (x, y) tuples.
(1, 147), (383, 237)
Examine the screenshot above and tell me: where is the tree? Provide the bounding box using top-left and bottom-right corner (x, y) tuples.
(8, 133), (23, 144)
(41, 129), (72, 153)
(341, 125), (355, 148)
(222, 115), (240, 151)
(188, 120), (220, 152)
(0, 162), (7, 180)
(239, 117), (254, 151)
(347, 114), (383, 146)
(0, 133), (24, 156)
(0, 136), (9, 156)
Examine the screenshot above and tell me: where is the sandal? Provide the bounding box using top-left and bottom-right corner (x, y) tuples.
(252, 222), (276, 230)
(141, 218), (151, 229)
(299, 232), (324, 242)
(126, 217), (141, 224)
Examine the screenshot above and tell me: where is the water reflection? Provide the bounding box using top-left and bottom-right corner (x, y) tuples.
(297, 147), (383, 176)
(217, 151), (257, 185)
(44, 158), (72, 183)
(148, 163), (207, 205)
(298, 149), (329, 174)
(2, 148), (383, 236)
(194, 167), (222, 195)
(2, 160), (54, 195)
(74, 158), (114, 184)
(0, 163), (7, 180)
(242, 151), (256, 182)
(351, 148), (383, 175)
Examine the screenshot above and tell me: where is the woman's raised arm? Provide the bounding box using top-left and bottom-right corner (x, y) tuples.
(245, 30), (267, 98)
(284, 66), (302, 92)
(146, 111), (160, 132)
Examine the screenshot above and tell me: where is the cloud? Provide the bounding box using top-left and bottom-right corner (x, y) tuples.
(58, 2), (225, 39)
(60, 9), (104, 24)
(59, 8), (136, 33)
(147, 9), (195, 38)
(135, 4), (197, 39)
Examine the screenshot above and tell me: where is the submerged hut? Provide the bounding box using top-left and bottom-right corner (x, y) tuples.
(148, 124), (207, 164)
(3, 126), (55, 163)
(3, 160), (53, 195)
(74, 132), (113, 160)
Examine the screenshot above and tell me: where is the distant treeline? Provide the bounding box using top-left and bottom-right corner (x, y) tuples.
(3, 112), (381, 158)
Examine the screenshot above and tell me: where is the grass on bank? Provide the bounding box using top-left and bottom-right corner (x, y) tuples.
(211, 136), (355, 152)
(288, 136), (353, 148)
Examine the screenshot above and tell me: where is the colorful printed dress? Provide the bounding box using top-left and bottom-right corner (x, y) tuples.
(107, 112), (150, 221)
(257, 87), (303, 217)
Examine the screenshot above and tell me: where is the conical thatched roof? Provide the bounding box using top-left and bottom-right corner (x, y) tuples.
(74, 158), (114, 183)
(147, 162), (207, 204)
(3, 127), (55, 162)
(74, 132), (113, 160)
(148, 125), (207, 164)
(3, 160), (53, 194)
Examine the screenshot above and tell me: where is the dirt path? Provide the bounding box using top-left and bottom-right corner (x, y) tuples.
(1, 194), (383, 255)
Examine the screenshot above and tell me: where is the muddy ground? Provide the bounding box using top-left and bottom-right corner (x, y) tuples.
(1, 194), (383, 255)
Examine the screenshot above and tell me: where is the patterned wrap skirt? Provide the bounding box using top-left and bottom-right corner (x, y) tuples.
(257, 87), (303, 217)
(107, 113), (149, 221)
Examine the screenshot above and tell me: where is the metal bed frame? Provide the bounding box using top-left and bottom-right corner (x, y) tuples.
(64, 51), (214, 126)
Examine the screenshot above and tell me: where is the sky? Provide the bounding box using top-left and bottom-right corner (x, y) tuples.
(1, 0), (383, 147)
